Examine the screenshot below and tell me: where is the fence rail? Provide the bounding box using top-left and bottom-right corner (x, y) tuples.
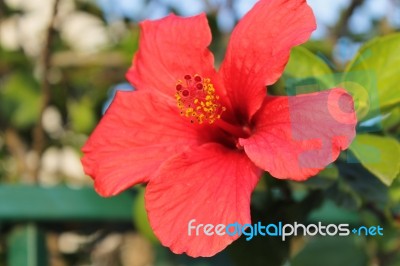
(0, 185), (135, 266)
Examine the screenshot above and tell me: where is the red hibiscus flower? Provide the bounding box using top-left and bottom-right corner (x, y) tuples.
(82, 0), (357, 257)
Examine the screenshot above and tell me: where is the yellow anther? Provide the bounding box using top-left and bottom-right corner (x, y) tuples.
(175, 74), (225, 124)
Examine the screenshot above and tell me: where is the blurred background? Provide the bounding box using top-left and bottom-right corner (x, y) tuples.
(0, 0), (400, 265)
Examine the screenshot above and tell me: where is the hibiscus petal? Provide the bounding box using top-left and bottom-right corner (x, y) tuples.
(126, 14), (216, 98)
(219, 0), (316, 120)
(145, 143), (260, 257)
(82, 91), (205, 197)
(240, 89), (357, 180)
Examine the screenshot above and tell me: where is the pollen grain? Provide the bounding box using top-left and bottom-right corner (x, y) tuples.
(175, 74), (225, 124)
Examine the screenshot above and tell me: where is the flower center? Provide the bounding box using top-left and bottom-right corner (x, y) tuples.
(175, 74), (226, 124)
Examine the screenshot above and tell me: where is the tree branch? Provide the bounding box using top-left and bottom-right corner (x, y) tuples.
(333, 0), (365, 37)
(32, 0), (60, 182)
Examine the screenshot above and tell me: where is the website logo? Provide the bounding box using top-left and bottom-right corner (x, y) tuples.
(187, 219), (383, 241)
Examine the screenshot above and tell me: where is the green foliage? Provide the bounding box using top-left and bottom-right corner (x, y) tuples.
(291, 236), (368, 266)
(0, 73), (40, 129)
(282, 36), (400, 190)
(271, 34), (400, 266)
(133, 187), (158, 243)
(382, 106), (400, 133)
(284, 46), (334, 93)
(338, 81), (371, 120)
(344, 34), (400, 121)
(68, 98), (96, 134)
(301, 166), (338, 189)
(308, 200), (361, 224)
(349, 134), (400, 186)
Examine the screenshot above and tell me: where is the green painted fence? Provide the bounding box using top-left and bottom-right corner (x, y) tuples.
(0, 185), (134, 266)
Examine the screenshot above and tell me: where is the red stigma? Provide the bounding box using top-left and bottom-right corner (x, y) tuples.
(182, 90), (190, 97)
(174, 74), (226, 124)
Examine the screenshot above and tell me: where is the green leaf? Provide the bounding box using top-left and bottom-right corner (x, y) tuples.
(301, 165), (338, 189)
(338, 161), (389, 207)
(67, 98), (96, 134)
(337, 81), (370, 121)
(283, 46), (334, 95)
(307, 199), (361, 224)
(291, 236), (368, 266)
(285, 46), (333, 80)
(349, 134), (400, 186)
(344, 33), (400, 121)
(0, 73), (40, 128)
(389, 173), (400, 203)
(381, 106), (400, 133)
(132, 187), (158, 243)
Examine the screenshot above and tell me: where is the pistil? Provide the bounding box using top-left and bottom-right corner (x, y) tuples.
(175, 74), (225, 124)
(215, 119), (251, 139)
